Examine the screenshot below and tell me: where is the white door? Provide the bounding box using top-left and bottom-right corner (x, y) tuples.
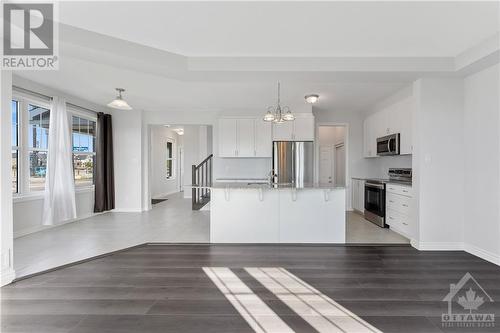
(218, 119), (238, 157)
(293, 116), (315, 141)
(334, 144), (345, 186)
(273, 121), (294, 141)
(237, 119), (255, 157)
(254, 119), (272, 157)
(319, 146), (334, 184)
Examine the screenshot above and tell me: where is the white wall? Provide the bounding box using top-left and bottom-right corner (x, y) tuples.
(150, 126), (180, 197)
(463, 64), (500, 263)
(112, 108), (144, 211)
(412, 78), (465, 249)
(1, 70), (15, 285)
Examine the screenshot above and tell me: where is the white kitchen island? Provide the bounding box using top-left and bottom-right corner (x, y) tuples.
(210, 183), (346, 243)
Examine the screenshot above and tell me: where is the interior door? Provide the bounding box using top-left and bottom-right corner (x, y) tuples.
(319, 146), (333, 184)
(334, 144), (345, 186)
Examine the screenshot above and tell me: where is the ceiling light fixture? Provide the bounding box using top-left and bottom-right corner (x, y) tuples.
(263, 82), (294, 123)
(305, 94), (319, 104)
(107, 88), (132, 110)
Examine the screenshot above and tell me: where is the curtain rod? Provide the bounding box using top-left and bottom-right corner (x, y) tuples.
(13, 85), (99, 114)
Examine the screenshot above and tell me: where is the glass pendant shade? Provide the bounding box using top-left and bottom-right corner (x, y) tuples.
(107, 88), (132, 110)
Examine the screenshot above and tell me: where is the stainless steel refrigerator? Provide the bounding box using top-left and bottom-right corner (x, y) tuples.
(272, 141), (314, 186)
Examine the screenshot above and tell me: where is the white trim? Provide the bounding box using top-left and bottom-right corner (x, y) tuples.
(412, 241), (463, 251)
(111, 208), (144, 213)
(1, 267), (16, 287)
(464, 243), (500, 266)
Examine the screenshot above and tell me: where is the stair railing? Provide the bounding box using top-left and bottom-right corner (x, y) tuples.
(192, 154), (213, 210)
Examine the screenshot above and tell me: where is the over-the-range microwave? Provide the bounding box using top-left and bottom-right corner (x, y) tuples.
(377, 133), (400, 156)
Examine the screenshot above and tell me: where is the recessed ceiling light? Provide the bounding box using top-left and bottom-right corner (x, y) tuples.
(305, 94), (319, 104)
(164, 125), (171, 127)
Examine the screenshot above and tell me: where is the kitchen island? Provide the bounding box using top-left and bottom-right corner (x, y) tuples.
(210, 183), (345, 243)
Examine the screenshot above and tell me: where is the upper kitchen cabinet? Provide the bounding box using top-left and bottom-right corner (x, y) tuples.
(219, 118), (238, 157)
(363, 96), (413, 157)
(218, 118), (272, 158)
(273, 114), (315, 141)
(254, 119), (272, 157)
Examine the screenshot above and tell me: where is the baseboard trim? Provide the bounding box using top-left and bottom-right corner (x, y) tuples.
(111, 208), (143, 213)
(1, 268), (16, 286)
(464, 243), (500, 266)
(411, 240), (500, 266)
(412, 241), (464, 251)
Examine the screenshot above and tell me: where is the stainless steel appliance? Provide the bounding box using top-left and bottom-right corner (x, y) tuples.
(377, 133), (400, 156)
(364, 168), (412, 227)
(272, 141), (313, 186)
(364, 180), (386, 227)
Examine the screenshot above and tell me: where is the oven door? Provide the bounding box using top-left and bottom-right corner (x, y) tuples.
(364, 182), (386, 227)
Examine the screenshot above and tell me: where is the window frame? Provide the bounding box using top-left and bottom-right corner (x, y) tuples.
(12, 92), (52, 198)
(68, 106), (97, 189)
(166, 138), (176, 180)
(12, 91), (98, 200)
(11, 100), (19, 194)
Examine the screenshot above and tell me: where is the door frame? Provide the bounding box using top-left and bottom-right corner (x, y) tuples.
(315, 122), (350, 209)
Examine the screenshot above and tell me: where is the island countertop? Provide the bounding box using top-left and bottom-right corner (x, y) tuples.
(210, 182), (346, 190)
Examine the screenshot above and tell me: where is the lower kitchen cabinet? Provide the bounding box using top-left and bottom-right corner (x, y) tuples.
(386, 183), (413, 238)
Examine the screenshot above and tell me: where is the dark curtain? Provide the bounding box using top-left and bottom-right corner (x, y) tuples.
(94, 112), (115, 212)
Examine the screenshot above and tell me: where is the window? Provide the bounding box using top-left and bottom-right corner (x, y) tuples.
(72, 115), (96, 187)
(28, 104), (50, 192)
(166, 140), (175, 179)
(11, 100), (18, 193)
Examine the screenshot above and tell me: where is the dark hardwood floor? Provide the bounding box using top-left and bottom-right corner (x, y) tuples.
(2, 244), (499, 333)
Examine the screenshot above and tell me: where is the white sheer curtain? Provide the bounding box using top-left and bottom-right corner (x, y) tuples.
(42, 97), (76, 225)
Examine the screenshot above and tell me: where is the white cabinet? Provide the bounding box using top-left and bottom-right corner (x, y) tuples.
(219, 119), (238, 157)
(255, 119), (272, 157)
(293, 116), (315, 141)
(218, 118), (272, 158)
(237, 119), (255, 157)
(351, 178), (365, 212)
(386, 183), (413, 238)
(363, 96), (413, 157)
(272, 121), (294, 141)
(273, 114), (315, 141)
(363, 115), (377, 158)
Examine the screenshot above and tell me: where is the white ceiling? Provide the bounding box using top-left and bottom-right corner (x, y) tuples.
(59, 1), (498, 57)
(16, 1), (500, 115)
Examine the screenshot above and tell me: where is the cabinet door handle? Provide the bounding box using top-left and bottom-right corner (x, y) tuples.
(403, 222), (408, 226)
(389, 216), (394, 220)
(389, 200), (394, 203)
(402, 189), (408, 193)
(402, 204), (408, 207)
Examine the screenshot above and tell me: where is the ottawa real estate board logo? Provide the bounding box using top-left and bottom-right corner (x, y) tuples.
(442, 272), (495, 329)
(2, 2), (58, 69)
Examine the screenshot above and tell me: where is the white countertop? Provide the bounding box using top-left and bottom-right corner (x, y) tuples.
(211, 182), (345, 190)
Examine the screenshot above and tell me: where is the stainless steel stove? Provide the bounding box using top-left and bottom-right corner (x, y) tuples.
(364, 168), (412, 227)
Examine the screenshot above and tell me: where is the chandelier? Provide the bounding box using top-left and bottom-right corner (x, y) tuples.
(263, 82), (295, 123)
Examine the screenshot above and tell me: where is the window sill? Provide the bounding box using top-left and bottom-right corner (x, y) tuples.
(13, 186), (95, 203)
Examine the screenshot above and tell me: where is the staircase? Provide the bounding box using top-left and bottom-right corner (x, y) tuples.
(192, 154), (213, 210)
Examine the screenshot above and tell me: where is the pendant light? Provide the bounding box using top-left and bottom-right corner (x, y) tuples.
(107, 88), (132, 110)
(263, 82), (294, 123)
